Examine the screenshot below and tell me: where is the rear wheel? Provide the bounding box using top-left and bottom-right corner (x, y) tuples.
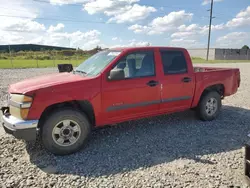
(196, 91), (222, 121)
(41, 109), (91, 155)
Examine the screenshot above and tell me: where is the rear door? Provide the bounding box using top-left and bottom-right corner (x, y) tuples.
(158, 49), (195, 112)
(101, 49), (161, 123)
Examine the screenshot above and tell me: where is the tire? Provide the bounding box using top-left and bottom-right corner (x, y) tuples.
(41, 109), (91, 155)
(196, 91), (222, 121)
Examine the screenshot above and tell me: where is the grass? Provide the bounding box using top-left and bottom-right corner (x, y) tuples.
(191, 57), (250, 64)
(0, 59), (88, 69)
(0, 57), (250, 69)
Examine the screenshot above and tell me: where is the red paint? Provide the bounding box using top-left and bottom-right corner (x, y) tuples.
(8, 47), (240, 126)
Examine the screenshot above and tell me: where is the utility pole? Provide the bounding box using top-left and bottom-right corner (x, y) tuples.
(206, 0), (214, 61)
(8, 44), (13, 68)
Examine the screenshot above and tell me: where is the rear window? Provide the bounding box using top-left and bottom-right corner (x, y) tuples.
(160, 50), (187, 74)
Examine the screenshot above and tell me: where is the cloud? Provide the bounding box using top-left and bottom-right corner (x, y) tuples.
(169, 23), (225, 48)
(170, 38), (202, 48)
(107, 4), (156, 23)
(0, 0), (44, 33)
(171, 23), (225, 39)
(3, 19), (46, 32)
(202, 0), (223, 5)
(128, 10), (193, 35)
(42, 30), (102, 49)
(226, 6), (250, 28)
(110, 39), (151, 48)
(0, 0), (103, 50)
(83, 0), (156, 23)
(49, 0), (90, 5)
(47, 23), (65, 32)
(112, 37), (118, 41)
(216, 32), (250, 48)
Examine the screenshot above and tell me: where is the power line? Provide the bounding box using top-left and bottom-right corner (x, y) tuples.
(32, 0), (204, 11)
(0, 14), (132, 25)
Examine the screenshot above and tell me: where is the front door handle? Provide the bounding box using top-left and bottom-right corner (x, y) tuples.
(182, 77), (192, 83)
(146, 80), (159, 87)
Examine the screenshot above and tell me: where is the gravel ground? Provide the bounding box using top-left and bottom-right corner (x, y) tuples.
(1, 63), (250, 187)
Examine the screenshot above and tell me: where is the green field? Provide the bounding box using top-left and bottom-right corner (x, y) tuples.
(191, 57), (250, 64)
(0, 59), (88, 69)
(0, 58), (250, 69)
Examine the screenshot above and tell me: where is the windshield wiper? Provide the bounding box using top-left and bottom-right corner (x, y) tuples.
(73, 70), (87, 75)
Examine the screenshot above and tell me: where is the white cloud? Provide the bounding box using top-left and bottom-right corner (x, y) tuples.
(171, 23), (225, 39)
(0, 0), (103, 50)
(128, 10), (193, 35)
(83, 0), (139, 14)
(216, 32), (250, 47)
(50, 0), (156, 23)
(171, 31), (195, 39)
(0, 0), (44, 33)
(110, 39), (151, 48)
(3, 19), (46, 32)
(226, 6), (250, 28)
(83, 0), (156, 23)
(112, 37), (118, 41)
(170, 38), (201, 48)
(128, 24), (149, 34)
(107, 4), (156, 23)
(169, 23), (225, 48)
(202, 0), (223, 5)
(49, 0), (90, 5)
(41, 30), (102, 49)
(0, 28), (102, 50)
(47, 23), (65, 32)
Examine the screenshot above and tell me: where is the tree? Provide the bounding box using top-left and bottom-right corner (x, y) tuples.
(242, 45), (249, 50)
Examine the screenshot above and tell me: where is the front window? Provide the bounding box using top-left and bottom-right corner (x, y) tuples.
(110, 51), (155, 79)
(75, 50), (122, 76)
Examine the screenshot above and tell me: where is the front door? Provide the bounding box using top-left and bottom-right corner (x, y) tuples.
(101, 50), (161, 123)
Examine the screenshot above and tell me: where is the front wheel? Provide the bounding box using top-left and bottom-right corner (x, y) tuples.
(196, 91), (222, 121)
(41, 109), (91, 155)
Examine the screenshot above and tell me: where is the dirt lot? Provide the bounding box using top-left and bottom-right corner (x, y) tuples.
(1, 63), (250, 187)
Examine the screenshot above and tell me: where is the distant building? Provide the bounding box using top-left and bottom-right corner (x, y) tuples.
(187, 48), (250, 60)
(0, 44), (75, 52)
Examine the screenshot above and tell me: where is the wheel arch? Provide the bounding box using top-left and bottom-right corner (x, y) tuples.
(200, 84), (225, 101)
(192, 83), (225, 108)
(38, 100), (96, 129)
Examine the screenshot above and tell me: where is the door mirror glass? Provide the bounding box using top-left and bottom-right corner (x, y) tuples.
(57, 64), (73, 73)
(109, 68), (125, 80)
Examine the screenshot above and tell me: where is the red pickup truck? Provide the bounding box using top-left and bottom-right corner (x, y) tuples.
(1, 46), (240, 155)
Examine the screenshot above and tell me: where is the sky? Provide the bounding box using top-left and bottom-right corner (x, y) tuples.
(0, 0), (249, 50)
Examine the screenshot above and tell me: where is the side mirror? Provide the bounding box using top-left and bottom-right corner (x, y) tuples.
(109, 68), (125, 80)
(57, 64), (73, 73)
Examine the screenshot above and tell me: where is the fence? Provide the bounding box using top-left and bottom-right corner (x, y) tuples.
(215, 49), (250, 60)
(0, 50), (93, 69)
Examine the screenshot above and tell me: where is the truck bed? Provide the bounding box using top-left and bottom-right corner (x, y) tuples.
(194, 66), (233, 72)
(193, 66), (240, 97)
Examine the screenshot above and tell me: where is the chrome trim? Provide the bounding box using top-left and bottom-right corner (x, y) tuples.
(2, 115), (38, 130)
(9, 100), (32, 108)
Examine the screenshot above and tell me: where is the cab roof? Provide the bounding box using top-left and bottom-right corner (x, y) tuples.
(109, 46), (186, 52)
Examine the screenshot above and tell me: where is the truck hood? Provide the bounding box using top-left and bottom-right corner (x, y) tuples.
(9, 72), (90, 94)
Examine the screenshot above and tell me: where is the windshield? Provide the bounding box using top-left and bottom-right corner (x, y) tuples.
(75, 50), (122, 76)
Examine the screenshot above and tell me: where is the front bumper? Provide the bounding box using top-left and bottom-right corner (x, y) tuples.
(245, 142), (250, 185)
(1, 107), (39, 141)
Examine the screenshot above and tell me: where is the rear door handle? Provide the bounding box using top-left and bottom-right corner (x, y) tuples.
(182, 77), (192, 83)
(146, 80), (159, 87)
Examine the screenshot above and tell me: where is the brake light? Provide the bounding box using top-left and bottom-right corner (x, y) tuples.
(237, 71), (240, 88)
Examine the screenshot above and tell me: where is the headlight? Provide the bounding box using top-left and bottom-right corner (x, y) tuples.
(9, 94), (33, 119)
